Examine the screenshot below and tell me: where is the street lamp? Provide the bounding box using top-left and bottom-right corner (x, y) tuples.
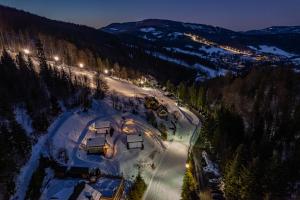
(23, 48), (30, 55)
(185, 163), (190, 169)
(79, 63), (84, 68)
(53, 56), (60, 61)
(104, 69), (109, 74)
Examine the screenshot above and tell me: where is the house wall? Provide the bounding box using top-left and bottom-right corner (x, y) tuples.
(87, 146), (105, 154)
(128, 141), (143, 149)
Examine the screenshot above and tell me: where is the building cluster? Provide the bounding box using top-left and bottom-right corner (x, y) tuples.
(86, 121), (113, 155)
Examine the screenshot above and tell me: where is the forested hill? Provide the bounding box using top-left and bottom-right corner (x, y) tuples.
(0, 5), (122, 61)
(0, 39), (98, 199)
(0, 5), (197, 84)
(197, 67), (300, 199)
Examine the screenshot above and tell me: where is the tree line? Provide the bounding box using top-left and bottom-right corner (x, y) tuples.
(190, 67), (300, 199)
(0, 38), (108, 198)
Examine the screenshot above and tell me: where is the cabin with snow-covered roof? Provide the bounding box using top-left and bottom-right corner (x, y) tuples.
(91, 177), (124, 200)
(90, 121), (111, 134)
(77, 183), (102, 200)
(86, 136), (107, 154)
(126, 133), (144, 149)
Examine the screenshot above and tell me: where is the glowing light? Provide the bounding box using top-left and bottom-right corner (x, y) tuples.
(145, 131), (151, 137)
(53, 56), (60, 61)
(79, 63), (84, 68)
(104, 69), (109, 74)
(23, 48), (30, 55)
(140, 80), (144, 84)
(125, 119), (135, 125)
(185, 163), (190, 169)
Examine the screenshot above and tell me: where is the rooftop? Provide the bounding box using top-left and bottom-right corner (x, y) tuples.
(127, 133), (144, 143)
(77, 183), (102, 200)
(86, 136), (106, 147)
(94, 121), (111, 129)
(91, 177), (123, 198)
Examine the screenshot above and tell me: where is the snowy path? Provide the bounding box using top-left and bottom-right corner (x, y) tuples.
(142, 141), (190, 200)
(142, 109), (199, 200)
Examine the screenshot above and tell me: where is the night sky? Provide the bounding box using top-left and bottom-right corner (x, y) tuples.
(1, 0), (299, 31)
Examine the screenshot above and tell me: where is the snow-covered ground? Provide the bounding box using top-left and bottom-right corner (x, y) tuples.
(106, 78), (199, 200)
(199, 46), (231, 55)
(103, 77), (200, 200)
(44, 76), (198, 200)
(249, 45), (297, 58)
(165, 47), (206, 59)
(11, 59), (200, 200)
(11, 111), (74, 200)
(14, 107), (33, 136)
(140, 27), (156, 33)
(146, 50), (227, 79)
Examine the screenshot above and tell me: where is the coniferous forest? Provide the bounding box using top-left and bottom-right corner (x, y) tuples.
(177, 67), (300, 199)
(0, 39), (106, 198)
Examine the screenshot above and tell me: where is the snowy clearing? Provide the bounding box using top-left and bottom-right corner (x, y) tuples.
(140, 27), (156, 33)
(249, 45), (297, 58)
(199, 46), (231, 55)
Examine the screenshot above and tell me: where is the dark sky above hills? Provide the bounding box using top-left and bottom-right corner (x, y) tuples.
(1, 0), (299, 31)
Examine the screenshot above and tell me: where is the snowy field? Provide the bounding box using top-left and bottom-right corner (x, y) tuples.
(248, 45), (297, 58)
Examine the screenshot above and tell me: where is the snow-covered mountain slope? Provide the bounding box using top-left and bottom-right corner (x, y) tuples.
(248, 45), (297, 58)
(245, 26), (300, 35)
(102, 19), (300, 81)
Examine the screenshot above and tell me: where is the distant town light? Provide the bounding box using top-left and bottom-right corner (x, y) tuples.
(23, 48), (30, 55)
(53, 56), (60, 61)
(79, 63), (84, 68)
(185, 163), (190, 169)
(104, 69), (109, 74)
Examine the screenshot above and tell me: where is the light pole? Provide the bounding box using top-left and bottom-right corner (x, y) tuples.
(185, 163), (190, 169)
(79, 62), (84, 68)
(23, 48), (30, 55)
(53, 56), (60, 62)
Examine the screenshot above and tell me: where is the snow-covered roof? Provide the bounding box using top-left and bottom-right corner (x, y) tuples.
(77, 184), (102, 200)
(91, 177), (123, 198)
(127, 133), (143, 143)
(94, 121), (111, 129)
(86, 136), (106, 147)
(50, 187), (74, 200)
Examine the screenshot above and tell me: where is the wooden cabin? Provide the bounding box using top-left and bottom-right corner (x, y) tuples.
(127, 133), (144, 149)
(86, 136), (107, 154)
(91, 121), (111, 134)
(93, 177), (125, 200)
